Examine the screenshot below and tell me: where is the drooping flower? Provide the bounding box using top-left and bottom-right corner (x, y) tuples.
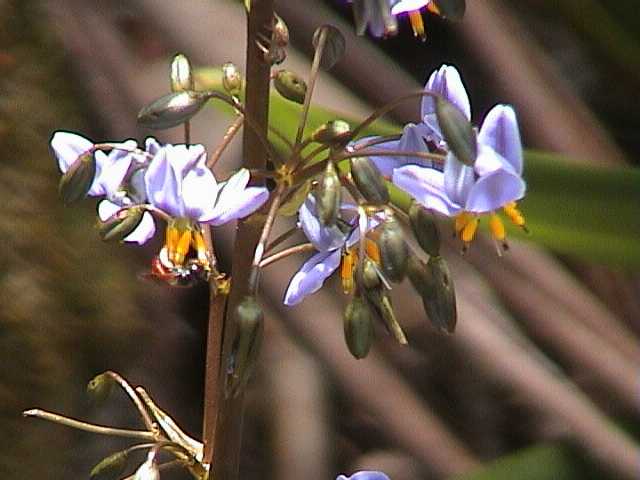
(348, 1), (399, 38)
(337, 471), (391, 480)
(283, 195), (380, 306)
(143, 142), (269, 266)
(391, 0), (440, 39)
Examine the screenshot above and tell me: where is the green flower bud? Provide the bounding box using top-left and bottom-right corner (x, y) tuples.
(90, 450), (128, 480)
(408, 201), (441, 256)
(58, 152), (96, 204)
(222, 62), (243, 97)
(365, 289), (407, 345)
(86, 372), (115, 405)
(310, 120), (352, 146)
(170, 53), (194, 92)
(343, 295), (375, 359)
(435, 96), (477, 166)
(378, 213), (409, 283)
(137, 90), (211, 129)
(312, 24), (346, 70)
(226, 296), (264, 398)
(433, 0), (466, 21)
(98, 207), (144, 243)
(350, 156), (389, 205)
(361, 257), (382, 290)
(314, 161), (341, 226)
(273, 70), (307, 104)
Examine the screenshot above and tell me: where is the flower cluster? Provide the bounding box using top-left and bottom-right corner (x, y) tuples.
(51, 132), (268, 284)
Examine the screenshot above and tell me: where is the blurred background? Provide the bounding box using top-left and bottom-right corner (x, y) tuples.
(1, 0), (639, 479)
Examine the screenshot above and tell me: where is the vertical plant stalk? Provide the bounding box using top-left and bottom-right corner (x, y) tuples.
(206, 1), (274, 479)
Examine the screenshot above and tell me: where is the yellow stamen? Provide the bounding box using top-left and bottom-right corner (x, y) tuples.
(408, 10), (426, 41)
(503, 202), (527, 230)
(455, 212), (473, 235)
(192, 230), (210, 268)
(341, 249), (357, 295)
(489, 214), (506, 241)
(166, 225), (180, 264)
(461, 217), (479, 244)
(426, 1), (440, 15)
(365, 239), (381, 264)
(172, 229), (192, 266)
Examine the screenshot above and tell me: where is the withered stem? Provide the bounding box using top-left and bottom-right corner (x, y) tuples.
(259, 242), (315, 268)
(207, 115), (245, 169)
(104, 370), (156, 431)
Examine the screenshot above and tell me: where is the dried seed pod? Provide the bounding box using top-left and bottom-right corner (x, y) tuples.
(226, 296), (264, 398)
(343, 295), (375, 359)
(365, 288), (407, 345)
(170, 53), (194, 92)
(222, 62), (243, 97)
(90, 450), (128, 480)
(378, 213), (409, 283)
(58, 152), (96, 204)
(86, 372), (115, 405)
(312, 24), (346, 70)
(350, 156), (389, 205)
(408, 201), (441, 256)
(137, 90), (211, 129)
(314, 161), (341, 226)
(98, 207), (144, 243)
(435, 96), (477, 166)
(272, 14), (289, 48)
(273, 69), (307, 104)
(310, 120), (352, 145)
(433, 0), (466, 21)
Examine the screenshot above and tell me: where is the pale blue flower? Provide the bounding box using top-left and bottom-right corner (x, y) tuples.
(337, 471), (391, 480)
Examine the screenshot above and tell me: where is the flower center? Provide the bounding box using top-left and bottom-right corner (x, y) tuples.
(454, 202), (528, 252)
(164, 218), (210, 269)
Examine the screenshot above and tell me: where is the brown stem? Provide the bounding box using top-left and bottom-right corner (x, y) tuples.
(209, 2), (274, 480)
(207, 115), (245, 170)
(260, 243), (315, 268)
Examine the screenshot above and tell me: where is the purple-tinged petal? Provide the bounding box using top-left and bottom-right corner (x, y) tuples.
(144, 146), (184, 217)
(299, 195), (348, 252)
(145, 137), (162, 156)
(391, 0), (429, 14)
(51, 131), (94, 173)
(337, 471), (392, 480)
(203, 168), (269, 225)
(421, 64), (471, 124)
(465, 169), (526, 214)
(97, 200), (156, 245)
(393, 165), (461, 216)
(444, 152), (474, 205)
(478, 104), (523, 175)
(283, 249), (342, 306)
(366, 138), (402, 178)
(366, 124), (433, 177)
(473, 143), (518, 177)
(181, 163), (220, 221)
(91, 140), (137, 197)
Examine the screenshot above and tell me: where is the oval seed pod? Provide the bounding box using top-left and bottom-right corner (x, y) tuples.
(170, 53), (194, 92)
(361, 257), (382, 290)
(378, 213), (409, 283)
(272, 14), (290, 48)
(137, 90), (211, 129)
(86, 372), (115, 405)
(314, 161), (341, 226)
(406, 255), (435, 298)
(312, 24), (346, 70)
(350, 156), (389, 205)
(310, 119), (352, 146)
(222, 62), (243, 97)
(226, 296), (264, 399)
(408, 201), (441, 256)
(427, 255), (457, 333)
(365, 289), (407, 345)
(435, 96), (477, 166)
(90, 450), (128, 480)
(273, 70), (307, 104)
(98, 207), (144, 243)
(433, 0), (466, 21)
(343, 295), (375, 359)
(58, 152), (96, 204)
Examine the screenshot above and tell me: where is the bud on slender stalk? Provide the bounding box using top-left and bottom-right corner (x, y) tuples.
(378, 213), (409, 283)
(312, 24), (346, 70)
(170, 53), (194, 92)
(273, 70), (307, 104)
(137, 90), (211, 129)
(343, 295), (375, 359)
(86, 372), (116, 405)
(226, 296), (264, 398)
(90, 450), (128, 480)
(435, 96), (477, 166)
(350, 156), (389, 205)
(98, 207), (144, 242)
(310, 120), (351, 145)
(222, 62), (243, 97)
(314, 161), (341, 226)
(58, 152), (96, 204)
(409, 201), (441, 256)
